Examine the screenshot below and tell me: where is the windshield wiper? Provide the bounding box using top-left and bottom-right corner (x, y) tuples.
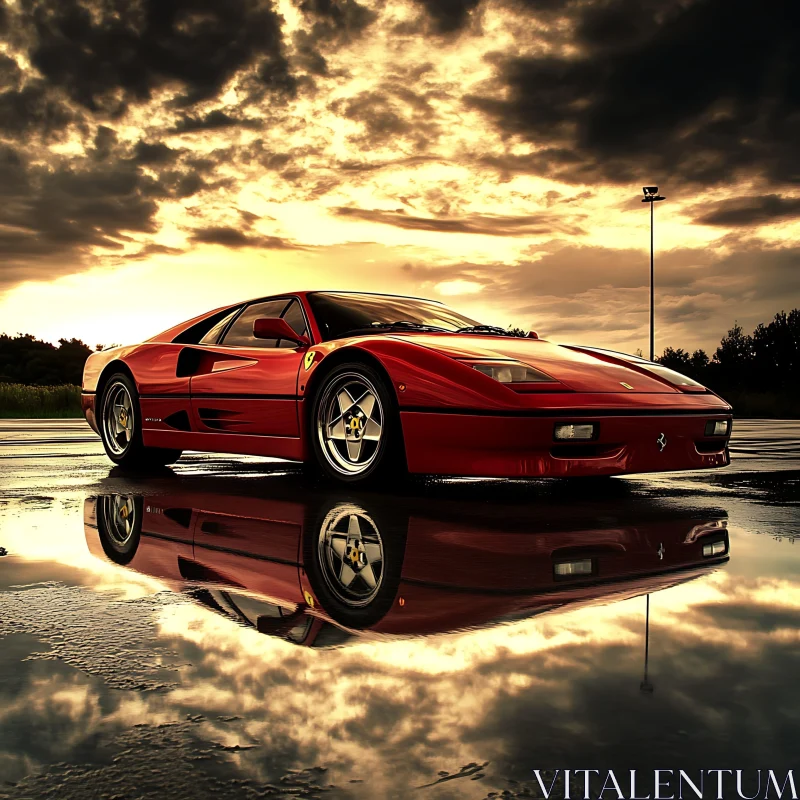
(368, 321), (451, 333)
(456, 325), (519, 337)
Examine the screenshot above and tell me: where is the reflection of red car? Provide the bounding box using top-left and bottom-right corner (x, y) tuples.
(83, 484), (730, 647)
(81, 291), (732, 483)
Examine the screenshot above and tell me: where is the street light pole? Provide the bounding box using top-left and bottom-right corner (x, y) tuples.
(642, 187), (665, 361)
(640, 593), (654, 694)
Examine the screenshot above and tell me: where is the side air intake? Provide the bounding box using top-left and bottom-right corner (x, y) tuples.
(163, 410), (191, 431)
(197, 407), (248, 431)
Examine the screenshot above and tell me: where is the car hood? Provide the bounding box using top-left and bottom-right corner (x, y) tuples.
(390, 334), (682, 393)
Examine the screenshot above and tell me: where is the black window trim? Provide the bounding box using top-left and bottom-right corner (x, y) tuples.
(172, 304), (244, 345)
(198, 306), (243, 346)
(216, 294), (314, 348)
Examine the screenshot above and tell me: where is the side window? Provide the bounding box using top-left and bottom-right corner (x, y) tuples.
(282, 300), (308, 337)
(199, 309), (239, 345)
(221, 299), (291, 348)
(277, 300), (309, 349)
(221, 299), (307, 349)
(172, 306), (241, 344)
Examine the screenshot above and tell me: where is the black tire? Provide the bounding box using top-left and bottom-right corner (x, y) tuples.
(96, 494), (143, 565)
(310, 362), (405, 484)
(98, 372), (182, 469)
(302, 496), (407, 629)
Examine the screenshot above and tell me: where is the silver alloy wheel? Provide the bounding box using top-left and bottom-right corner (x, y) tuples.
(316, 372), (384, 475)
(102, 380), (134, 455)
(102, 494), (137, 547)
(318, 504), (384, 607)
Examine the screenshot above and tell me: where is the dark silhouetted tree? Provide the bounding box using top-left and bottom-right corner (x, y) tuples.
(658, 347), (692, 374)
(711, 322), (754, 391)
(751, 310), (800, 391)
(0, 335), (92, 386)
(657, 310), (799, 405)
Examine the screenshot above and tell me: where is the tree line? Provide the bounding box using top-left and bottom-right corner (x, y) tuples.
(1, 309), (798, 407)
(0, 334), (97, 386)
(656, 309), (800, 395)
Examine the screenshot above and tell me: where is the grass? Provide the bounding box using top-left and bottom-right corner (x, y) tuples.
(722, 390), (800, 419)
(0, 383), (83, 418)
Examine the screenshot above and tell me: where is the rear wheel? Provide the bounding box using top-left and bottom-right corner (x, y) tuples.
(311, 363), (405, 484)
(99, 372), (182, 468)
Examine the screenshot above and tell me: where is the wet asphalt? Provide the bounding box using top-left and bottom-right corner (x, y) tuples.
(0, 419), (799, 799)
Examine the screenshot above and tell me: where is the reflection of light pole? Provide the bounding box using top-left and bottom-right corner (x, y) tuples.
(642, 187), (666, 361)
(640, 594), (654, 693)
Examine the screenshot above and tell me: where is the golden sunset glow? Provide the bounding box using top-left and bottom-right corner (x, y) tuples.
(1, 0), (798, 353)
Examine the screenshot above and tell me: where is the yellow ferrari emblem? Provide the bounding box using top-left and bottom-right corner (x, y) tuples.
(620, 382), (634, 390)
(303, 590), (315, 608)
(304, 351), (316, 370)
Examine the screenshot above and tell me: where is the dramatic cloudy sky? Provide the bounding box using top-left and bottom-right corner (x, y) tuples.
(0, 0), (798, 353)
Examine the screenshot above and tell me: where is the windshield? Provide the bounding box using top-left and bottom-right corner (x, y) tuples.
(308, 292), (482, 341)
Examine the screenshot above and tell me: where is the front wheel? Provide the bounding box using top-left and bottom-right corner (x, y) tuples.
(310, 363), (405, 484)
(303, 498), (407, 628)
(99, 372), (182, 468)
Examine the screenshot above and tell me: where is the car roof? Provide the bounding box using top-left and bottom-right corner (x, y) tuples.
(243, 290), (446, 306)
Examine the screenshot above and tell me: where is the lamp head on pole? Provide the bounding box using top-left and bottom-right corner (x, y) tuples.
(642, 186), (665, 203)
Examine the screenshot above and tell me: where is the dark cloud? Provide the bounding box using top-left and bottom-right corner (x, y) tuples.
(189, 226), (302, 249)
(297, 0), (375, 31)
(331, 90), (422, 148)
(20, 0), (294, 113)
(131, 141), (180, 166)
(124, 242), (184, 260)
(0, 139), (211, 290)
(0, 79), (73, 137)
(171, 109), (262, 133)
(334, 206), (586, 236)
(691, 195), (800, 227)
(471, 0), (800, 187)
(412, 0), (481, 33)
(292, 0), (376, 76)
(296, 0), (376, 41)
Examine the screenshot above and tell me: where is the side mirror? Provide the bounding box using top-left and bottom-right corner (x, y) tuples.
(253, 317), (310, 346)
(527, 331), (539, 339)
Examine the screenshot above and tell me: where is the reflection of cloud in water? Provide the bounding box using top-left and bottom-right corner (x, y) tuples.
(0, 584), (188, 691)
(5, 562), (800, 795)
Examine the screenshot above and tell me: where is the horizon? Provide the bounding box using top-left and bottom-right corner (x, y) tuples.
(2, 298), (796, 359)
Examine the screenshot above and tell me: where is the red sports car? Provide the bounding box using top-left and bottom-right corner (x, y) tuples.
(81, 291), (732, 483)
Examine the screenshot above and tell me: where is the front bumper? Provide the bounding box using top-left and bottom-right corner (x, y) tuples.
(400, 410), (731, 477)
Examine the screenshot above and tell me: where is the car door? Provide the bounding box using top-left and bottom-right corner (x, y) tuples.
(191, 496), (306, 606)
(189, 298), (310, 437)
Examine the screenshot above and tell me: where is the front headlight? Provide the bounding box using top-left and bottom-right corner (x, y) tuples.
(469, 361), (554, 383)
(554, 558), (595, 578)
(554, 422), (598, 441)
(702, 540), (727, 557)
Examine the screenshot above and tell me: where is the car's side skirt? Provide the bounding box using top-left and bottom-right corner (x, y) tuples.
(141, 429), (304, 461)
